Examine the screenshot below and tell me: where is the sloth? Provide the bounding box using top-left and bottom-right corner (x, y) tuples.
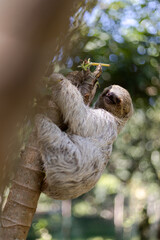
(35, 73), (133, 200)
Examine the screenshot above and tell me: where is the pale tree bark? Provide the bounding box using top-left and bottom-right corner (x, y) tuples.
(0, 67), (102, 239)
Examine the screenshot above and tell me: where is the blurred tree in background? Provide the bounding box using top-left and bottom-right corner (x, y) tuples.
(27, 0), (160, 239)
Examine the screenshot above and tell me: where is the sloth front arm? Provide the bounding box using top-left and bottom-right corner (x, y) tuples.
(51, 73), (117, 139)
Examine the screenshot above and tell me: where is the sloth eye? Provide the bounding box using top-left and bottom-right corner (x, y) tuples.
(115, 96), (121, 104)
(112, 95), (121, 104)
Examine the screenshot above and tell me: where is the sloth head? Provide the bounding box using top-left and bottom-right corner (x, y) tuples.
(95, 85), (133, 121)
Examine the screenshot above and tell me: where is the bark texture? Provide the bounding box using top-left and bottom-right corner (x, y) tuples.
(0, 134), (44, 239)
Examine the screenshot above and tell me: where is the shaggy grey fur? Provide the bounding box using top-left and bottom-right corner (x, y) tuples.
(35, 73), (133, 200)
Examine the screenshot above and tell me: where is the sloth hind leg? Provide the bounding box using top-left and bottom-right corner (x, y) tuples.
(35, 114), (78, 153)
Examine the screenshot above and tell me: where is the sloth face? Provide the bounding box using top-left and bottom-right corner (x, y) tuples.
(102, 86), (121, 105)
(95, 85), (133, 120)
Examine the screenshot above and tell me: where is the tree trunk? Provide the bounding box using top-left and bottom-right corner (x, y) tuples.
(0, 133), (44, 239)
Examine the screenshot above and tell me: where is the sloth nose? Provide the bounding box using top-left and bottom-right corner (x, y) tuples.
(107, 91), (111, 97)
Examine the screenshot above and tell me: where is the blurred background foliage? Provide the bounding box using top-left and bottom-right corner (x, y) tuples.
(27, 0), (160, 239)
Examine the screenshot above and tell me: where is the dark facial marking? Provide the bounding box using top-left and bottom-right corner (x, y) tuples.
(103, 88), (121, 105)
